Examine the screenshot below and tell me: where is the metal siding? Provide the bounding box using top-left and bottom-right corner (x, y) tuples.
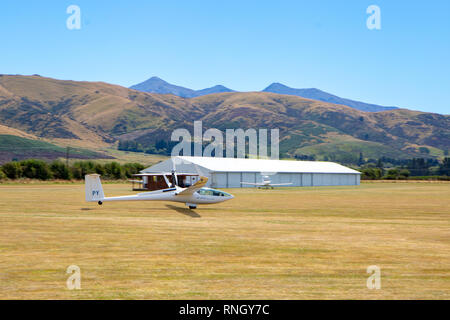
(326, 174), (333, 186)
(214, 173), (228, 188)
(312, 173), (321, 186)
(323, 174), (329, 186)
(319, 174), (325, 186)
(292, 173), (301, 186)
(242, 172), (256, 188)
(349, 174), (355, 185)
(323, 174), (331, 186)
(268, 174), (280, 184)
(331, 174), (339, 186)
(227, 172), (241, 188)
(302, 173), (312, 186)
(344, 174), (350, 185)
(339, 174), (346, 185)
(280, 173), (291, 183)
(210, 173), (217, 188)
(321, 174), (327, 186)
(342, 174), (349, 185)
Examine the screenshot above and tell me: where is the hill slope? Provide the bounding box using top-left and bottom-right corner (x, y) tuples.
(0, 134), (111, 163)
(0, 75), (448, 163)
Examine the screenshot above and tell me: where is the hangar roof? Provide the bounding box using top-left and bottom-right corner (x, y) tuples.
(143, 156), (361, 174)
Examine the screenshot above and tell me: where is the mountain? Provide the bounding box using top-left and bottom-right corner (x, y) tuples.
(0, 75), (448, 164)
(131, 77), (399, 112)
(195, 85), (234, 96)
(263, 83), (398, 112)
(130, 76), (197, 97)
(130, 76), (235, 97)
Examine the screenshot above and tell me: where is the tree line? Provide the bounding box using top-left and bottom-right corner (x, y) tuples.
(118, 139), (177, 156)
(1, 156), (448, 181)
(0, 159), (145, 181)
(360, 157), (450, 180)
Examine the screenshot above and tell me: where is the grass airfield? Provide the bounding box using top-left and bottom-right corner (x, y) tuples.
(0, 182), (448, 299)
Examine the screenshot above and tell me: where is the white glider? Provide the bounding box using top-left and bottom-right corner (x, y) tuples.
(85, 173), (233, 209)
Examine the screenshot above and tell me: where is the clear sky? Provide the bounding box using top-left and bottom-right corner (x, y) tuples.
(0, 0), (449, 114)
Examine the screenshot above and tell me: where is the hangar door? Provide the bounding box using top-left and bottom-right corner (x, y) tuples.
(242, 172), (256, 187)
(302, 173), (312, 186)
(227, 173), (241, 188)
(291, 173), (301, 186)
(279, 173), (291, 184)
(212, 173), (227, 188)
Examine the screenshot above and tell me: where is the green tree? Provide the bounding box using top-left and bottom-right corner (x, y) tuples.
(155, 140), (168, 151)
(20, 159), (52, 180)
(439, 157), (450, 176)
(399, 169), (410, 179)
(361, 167), (383, 180)
(1, 161), (22, 179)
(71, 161), (96, 179)
(122, 163), (145, 178)
(50, 160), (71, 180)
(104, 162), (124, 179)
(384, 169), (399, 180)
(358, 152), (364, 166)
(376, 159), (383, 168)
(94, 163), (106, 175)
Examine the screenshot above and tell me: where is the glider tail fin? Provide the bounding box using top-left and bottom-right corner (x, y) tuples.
(85, 174), (105, 202)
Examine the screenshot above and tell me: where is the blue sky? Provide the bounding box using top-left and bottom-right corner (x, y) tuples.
(0, 0), (449, 114)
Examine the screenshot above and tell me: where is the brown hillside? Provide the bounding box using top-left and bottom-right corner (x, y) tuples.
(0, 75), (448, 160)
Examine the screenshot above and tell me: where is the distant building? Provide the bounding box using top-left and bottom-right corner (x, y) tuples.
(141, 156), (361, 188)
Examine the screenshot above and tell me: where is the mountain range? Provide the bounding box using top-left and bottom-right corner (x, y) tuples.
(0, 74), (448, 164)
(130, 77), (235, 98)
(130, 77), (398, 112)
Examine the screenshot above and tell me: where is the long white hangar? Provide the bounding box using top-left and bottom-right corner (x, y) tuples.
(142, 156), (361, 188)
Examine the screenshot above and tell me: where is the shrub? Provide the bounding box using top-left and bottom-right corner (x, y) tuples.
(383, 168), (399, 180)
(361, 167), (383, 180)
(104, 162), (124, 179)
(439, 157), (450, 176)
(1, 161), (22, 179)
(122, 163), (145, 178)
(20, 159), (53, 180)
(399, 169), (410, 179)
(70, 161), (96, 179)
(50, 161), (71, 180)
(1, 159), (146, 180)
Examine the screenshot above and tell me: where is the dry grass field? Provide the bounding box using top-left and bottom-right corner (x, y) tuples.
(0, 182), (448, 300)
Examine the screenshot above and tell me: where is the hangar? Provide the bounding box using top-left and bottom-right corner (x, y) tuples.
(141, 156), (361, 188)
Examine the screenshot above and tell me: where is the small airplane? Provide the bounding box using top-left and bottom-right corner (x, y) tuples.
(241, 175), (293, 189)
(85, 170), (234, 209)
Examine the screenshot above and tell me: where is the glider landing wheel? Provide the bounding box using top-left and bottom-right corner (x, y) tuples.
(98, 201), (103, 205)
(189, 205), (197, 210)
